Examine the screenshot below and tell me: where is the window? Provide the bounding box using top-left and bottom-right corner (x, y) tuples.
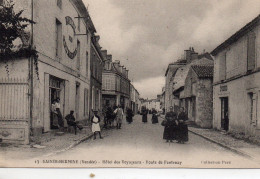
(247, 32), (256, 71)
(57, 0), (62, 9)
(86, 51), (89, 77)
(55, 19), (62, 58)
(84, 88), (89, 117)
(0, 0), (4, 5)
(77, 40), (80, 70)
(219, 52), (226, 81)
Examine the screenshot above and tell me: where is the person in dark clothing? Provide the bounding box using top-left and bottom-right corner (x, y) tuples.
(151, 108), (158, 124)
(65, 110), (83, 135)
(91, 110), (103, 140)
(126, 107), (134, 124)
(141, 106), (148, 123)
(105, 106), (114, 128)
(163, 106), (178, 142)
(176, 107), (189, 143)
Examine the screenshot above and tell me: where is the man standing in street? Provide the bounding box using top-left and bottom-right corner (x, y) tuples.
(114, 105), (124, 129)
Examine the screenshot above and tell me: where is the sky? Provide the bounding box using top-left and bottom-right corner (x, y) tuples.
(83, 0), (260, 99)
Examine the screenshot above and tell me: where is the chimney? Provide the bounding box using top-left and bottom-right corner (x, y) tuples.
(101, 50), (107, 60)
(184, 49), (192, 63)
(126, 69), (129, 78)
(119, 65), (123, 73)
(95, 35), (100, 42)
(123, 67), (126, 76)
(114, 60), (120, 70)
(191, 52), (198, 61)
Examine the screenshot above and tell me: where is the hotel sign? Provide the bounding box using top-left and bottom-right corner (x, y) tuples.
(220, 85), (228, 92)
(63, 16), (78, 59)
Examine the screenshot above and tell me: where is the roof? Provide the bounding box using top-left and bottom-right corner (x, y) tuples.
(211, 14), (260, 56)
(191, 65), (214, 78)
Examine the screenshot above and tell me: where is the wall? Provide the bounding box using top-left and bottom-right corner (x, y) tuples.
(213, 23), (260, 137)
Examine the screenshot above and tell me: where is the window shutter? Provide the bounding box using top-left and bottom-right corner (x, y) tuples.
(247, 33), (256, 71)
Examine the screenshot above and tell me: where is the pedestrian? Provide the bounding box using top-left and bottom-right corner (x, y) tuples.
(176, 107), (189, 144)
(51, 100), (59, 129)
(141, 106), (148, 123)
(55, 98), (64, 130)
(114, 105), (124, 129)
(151, 108), (158, 124)
(126, 107), (134, 124)
(105, 106), (114, 128)
(65, 110), (83, 135)
(162, 106), (178, 143)
(91, 110), (103, 140)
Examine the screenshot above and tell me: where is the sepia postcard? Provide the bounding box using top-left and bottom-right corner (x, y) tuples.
(0, 0), (260, 168)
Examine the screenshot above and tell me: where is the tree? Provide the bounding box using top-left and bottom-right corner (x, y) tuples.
(0, 3), (35, 75)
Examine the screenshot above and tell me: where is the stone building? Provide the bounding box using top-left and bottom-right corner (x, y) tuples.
(102, 57), (130, 111)
(183, 65), (214, 128)
(211, 14), (260, 138)
(90, 35), (104, 113)
(0, 0), (95, 144)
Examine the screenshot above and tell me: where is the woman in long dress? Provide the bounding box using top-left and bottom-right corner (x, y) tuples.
(151, 108), (158, 124)
(163, 106), (178, 142)
(55, 98), (64, 129)
(91, 111), (103, 140)
(51, 100), (59, 129)
(176, 107), (189, 143)
(126, 107), (134, 124)
(141, 107), (148, 123)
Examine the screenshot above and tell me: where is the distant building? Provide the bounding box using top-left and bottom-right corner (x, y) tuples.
(102, 56), (130, 111)
(211, 14), (260, 137)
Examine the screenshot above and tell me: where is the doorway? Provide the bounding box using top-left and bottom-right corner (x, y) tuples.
(221, 97), (229, 131)
(49, 76), (64, 129)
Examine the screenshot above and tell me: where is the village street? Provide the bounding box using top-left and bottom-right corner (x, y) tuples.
(28, 114), (258, 168)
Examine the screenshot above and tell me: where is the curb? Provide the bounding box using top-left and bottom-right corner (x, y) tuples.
(189, 129), (253, 159)
(41, 125), (106, 157)
(42, 133), (94, 157)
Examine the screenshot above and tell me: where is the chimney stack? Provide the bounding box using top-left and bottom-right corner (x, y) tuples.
(184, 49), (192, 63)
(191, 52), (198, 61)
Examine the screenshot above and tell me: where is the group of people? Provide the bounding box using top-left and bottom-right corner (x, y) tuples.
(141, 107), (159, 124)
(163, 106), (189, 144)
(51, 98), (83, 135)
(104, 105), (134, 129)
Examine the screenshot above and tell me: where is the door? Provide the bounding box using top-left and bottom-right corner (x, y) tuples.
(221, 97), (229, 131)
(75, 82), (80, 120)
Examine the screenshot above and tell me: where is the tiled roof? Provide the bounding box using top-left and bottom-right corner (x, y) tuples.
(191, 65), (214, 78)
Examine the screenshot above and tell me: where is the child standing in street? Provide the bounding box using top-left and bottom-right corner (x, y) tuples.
(91, 110), (103, 140)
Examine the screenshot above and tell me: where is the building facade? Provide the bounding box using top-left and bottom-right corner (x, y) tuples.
(0, 0), (94, 144)
(211, 15), (260, 137)
(183, 65), (214, 128)
(102, 57), (130, 111)
(90, 35), (104, 114)
(130, 84), (140, 114)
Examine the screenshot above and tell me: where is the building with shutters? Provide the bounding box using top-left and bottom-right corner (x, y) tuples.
(102, 56), (131, 111)
(0, 0), (95, 144)
(211, 14), (260, 137)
